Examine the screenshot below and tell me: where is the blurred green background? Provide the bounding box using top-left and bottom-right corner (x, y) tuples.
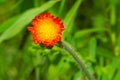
(0, 0), (120, 80)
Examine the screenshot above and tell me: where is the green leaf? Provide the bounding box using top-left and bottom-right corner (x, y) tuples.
(110, 7), (116, 26)
(0, 0), (5, 4)
(59, 0), (66, 14)
(73, 71), (82, 80)
(116, 34), (120, 56)
(8, 0), (23, 12)
(63, 0), (82, 38)
(102, 57), (120, 80)
(0, 1), (58, 44)
(63, 0), (82, 27)
(74, 28), (106, 39)
(0, 15), (21, 33)
(96, 47), (113, 59)
(114, 70), (120, 80)
(93, 14), (104, 28)
(34, 0), (40, 7)
(89, 37), (97, 62)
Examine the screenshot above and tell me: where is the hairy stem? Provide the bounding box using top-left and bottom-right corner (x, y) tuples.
(59, 41), (96, 80)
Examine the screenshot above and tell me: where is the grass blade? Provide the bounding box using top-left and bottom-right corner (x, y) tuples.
(63, 0), (82, 38)
(89, 37), (97, 62)
(0, 15), (21, 33)
(74, 28), (106, 39)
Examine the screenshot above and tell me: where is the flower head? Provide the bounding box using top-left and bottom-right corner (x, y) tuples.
(27, 13), (64, 47)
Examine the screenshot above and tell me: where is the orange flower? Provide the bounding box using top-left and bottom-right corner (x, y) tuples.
(27, 13), (64, 47)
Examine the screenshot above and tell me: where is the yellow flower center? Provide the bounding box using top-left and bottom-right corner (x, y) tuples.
(36, 18), (58, 42)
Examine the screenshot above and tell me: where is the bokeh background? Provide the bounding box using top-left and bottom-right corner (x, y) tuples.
(0, 0), (120, 80)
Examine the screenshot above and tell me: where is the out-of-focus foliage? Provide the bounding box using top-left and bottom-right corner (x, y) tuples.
(0, 0), (120, 80)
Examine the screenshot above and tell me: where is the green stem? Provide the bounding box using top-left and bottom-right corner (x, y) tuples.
(35, 52), (40, 80)
(35, 67), (40, 80)
(59, 41), (96, 80)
